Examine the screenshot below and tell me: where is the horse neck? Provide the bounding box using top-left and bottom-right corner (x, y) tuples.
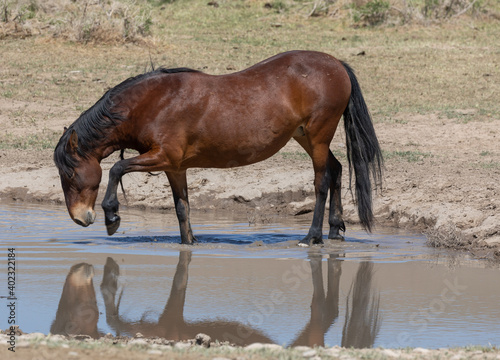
(91, 126), (126, 162)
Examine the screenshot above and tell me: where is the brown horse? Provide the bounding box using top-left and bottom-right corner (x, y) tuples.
(54, 50), (382, 246)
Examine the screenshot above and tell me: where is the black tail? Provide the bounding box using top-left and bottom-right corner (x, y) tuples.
(341, 61), (383, 232)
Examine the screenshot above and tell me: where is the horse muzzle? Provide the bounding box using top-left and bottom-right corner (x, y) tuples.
(73, 209), (96, 227)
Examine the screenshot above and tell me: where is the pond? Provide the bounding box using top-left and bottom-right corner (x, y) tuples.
(0, 201), (499, 349)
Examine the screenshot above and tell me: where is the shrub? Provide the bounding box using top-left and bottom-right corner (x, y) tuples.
(350, 0), (391, 26)
(1, 0), (154, 44)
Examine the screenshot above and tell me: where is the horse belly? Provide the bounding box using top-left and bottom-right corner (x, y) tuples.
(189, 116), (301, 169)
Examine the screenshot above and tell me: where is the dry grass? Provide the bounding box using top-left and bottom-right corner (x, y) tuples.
(425, 223), (500, 260)
(1, 0), (499, 44)
(425, 222), (471, 250)
(0, 0), (153, 43)
(0, 0), (499, 146)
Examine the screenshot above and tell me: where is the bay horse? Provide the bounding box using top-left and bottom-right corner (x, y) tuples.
(54, 50), (383, 246)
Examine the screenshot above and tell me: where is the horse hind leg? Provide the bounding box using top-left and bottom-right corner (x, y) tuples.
(328, 151), (345, 241)
(166, 171), (197, 245)
(293, 136), (330, 246)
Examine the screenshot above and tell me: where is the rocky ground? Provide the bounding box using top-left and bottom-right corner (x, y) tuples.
(2, 330), (500, 360)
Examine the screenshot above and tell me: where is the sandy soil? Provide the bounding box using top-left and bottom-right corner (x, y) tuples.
(2, 331), (500, 360)
(0, 96), (499, 256)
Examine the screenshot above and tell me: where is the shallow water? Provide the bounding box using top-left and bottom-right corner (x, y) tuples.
(0, 201), (499, 348)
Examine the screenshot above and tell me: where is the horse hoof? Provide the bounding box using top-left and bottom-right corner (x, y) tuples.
(329, 234), (345, 241)
(105, 215), (121, 235)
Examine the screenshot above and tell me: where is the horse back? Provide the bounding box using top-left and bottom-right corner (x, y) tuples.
(114, 51), (350, 169)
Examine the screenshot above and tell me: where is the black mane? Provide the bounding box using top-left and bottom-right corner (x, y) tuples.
(54, 67), (199, 178)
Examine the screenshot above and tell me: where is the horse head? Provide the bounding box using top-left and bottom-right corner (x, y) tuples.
(54, 128), (102, 227)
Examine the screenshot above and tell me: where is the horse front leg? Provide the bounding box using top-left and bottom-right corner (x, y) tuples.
(166, 171), (197, 245)
(102, 161), (124, 235)
(102, 150), (168, 235)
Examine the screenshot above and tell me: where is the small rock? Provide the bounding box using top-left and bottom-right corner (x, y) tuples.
(9, 326), (24, 336)
(245, 342), (265, 351)
(174, 341), (192, 350)
(219, 345), (237, 352)
(68, 351), (79, 357)
(195, 333), (211, 348)
(135, 332), (144, 338)
(485, 235), (500, 246)
(128, 338), (148, 346)
(48, 334), (66, 342)
(147, 349), (163, 355)
(72, 334), (92, 341)
(323, 347), (341, 357)
(294, 346), (312, 352)
(413, 347), (430, 354)
(157, 345), (173, 351)
(302, 349), (317, 357)
(382, 349), (400, 358)
(262, 343), (283, 351)
(21, 332), (45, 340)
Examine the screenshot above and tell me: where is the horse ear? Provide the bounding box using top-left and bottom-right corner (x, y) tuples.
(63, 126), (68, 134)
(67, 130), (79, 153)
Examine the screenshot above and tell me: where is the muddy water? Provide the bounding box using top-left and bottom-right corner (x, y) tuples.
(0, 201), (499, 349)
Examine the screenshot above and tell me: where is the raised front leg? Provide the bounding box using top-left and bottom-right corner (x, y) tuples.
(102, 161), (124, 235)
(166, 171), (197, 245)
(102, 149), (169, 235)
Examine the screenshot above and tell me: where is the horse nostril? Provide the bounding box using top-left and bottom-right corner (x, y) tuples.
(74, 218), (85, 226)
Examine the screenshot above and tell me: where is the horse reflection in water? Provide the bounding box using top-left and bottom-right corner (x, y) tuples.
(50, 263), (100, 338)
(51, 253), (381, 347)
(290, 253), (381, 348)
(341, 262), (381, 348)
(100, 252), (272, 345)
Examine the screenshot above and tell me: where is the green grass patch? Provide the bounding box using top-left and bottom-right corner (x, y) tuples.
(0, 132), (59, 150)
(1, 1), (499, 118)
(478, 161), (500, 169)
(383, 150), (433, 162)
(280, 151), (310, 160)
